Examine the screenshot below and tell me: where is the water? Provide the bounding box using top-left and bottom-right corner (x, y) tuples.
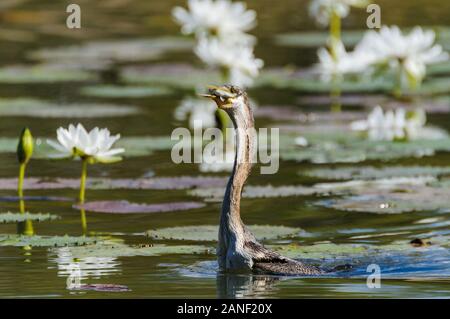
(0, 0), (450, 298)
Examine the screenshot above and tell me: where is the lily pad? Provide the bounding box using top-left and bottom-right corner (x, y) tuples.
(0, 98), (139, 118)
(0, 212), (59, 223)
(274, 30), (365, 48)
(188, 185), (330, 200)
(71, 284), (131, 292)
(146, 225), (307, 241)
(52, 242), (212, 258)
(269, 233), (450, 261)
(256, 68), (394, 93)
(121, 63), (221, 89)
(278, 131), (450, 164)
(74, 201), (206, 214)
(28, 37), (194, 65)
(316, 187), (450, 214)
(0, 234), (98, 247)
(255, 106), (365, 122)
(0, 64), (97, 83)
(0, 195), (72, 202)
(314, 176), (450, 214)
(0, 176), (227, 191)
(304, 166), (450, 180)
(80, 85), (173, 98)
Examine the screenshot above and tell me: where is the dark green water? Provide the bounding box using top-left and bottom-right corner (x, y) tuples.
(0, 0), (450, 298)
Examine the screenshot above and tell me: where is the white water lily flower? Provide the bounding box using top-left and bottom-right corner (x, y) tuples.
(350, 105), (426, 141)
(172, 0), (256, 43)
(195, 37), (263, 87)
(175, 97), (217, 129)
(309, 0), (369, 26)
(356, 26), (449, 84)
(47, 123), (124, 163)
(316, 41), (376, 81)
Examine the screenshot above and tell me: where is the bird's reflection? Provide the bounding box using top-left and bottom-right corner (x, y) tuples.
(216, 271), (281, 298)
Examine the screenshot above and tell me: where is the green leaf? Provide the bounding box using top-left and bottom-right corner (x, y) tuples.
(28, 37), (194, 64)
(274, 30), (365, 48)
(303, 166), (450, 180)
(51, 242), (212, 258)
(121, 63), (221, 89)
(80, 85), (173, 98)
(188, 185), (329, 200)
(0, 234), (99, 247)
(0, 98), (139, 118)
(146, 225), (308, 241)
(0, 64), (97, 83)
(0, 212), (59, 223)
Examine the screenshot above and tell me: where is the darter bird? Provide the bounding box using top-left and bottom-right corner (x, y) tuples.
(201, 85), (323, 275)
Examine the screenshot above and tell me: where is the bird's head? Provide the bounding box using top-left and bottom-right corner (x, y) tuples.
(200, 85), (246, 110)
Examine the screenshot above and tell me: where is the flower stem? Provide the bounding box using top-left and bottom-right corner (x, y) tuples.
(17, 199), (34, 236)
(330, 78), (342, 113)
(79, 159), (88, 204)
(80, 208), (87, 236)
(18, 163), (25, 199)
(329, 10), (341, 62)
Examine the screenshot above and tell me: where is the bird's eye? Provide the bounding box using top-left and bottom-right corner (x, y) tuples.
(219, 96), (226, 102)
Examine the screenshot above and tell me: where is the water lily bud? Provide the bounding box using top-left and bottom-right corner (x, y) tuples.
(17, 128), (34, 164)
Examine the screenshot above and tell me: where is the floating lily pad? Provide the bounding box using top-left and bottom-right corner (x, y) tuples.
(115, 136), (175, 156)
(0, 176), (227, 191)
(121, 63), (221, 88)
(274, 30), (365, 48)
(314, 177), (450, 214)
(0, 195), (72, 202)
(317, 187), (450, 214)
(270, 242), (369, 260)
(0, 98), (139, 118)
(255, 106), (365, 122)
(314, 176), (435, 193)
(28, 37), (193, 65)
(0, 64), (97, 83)
(71, 284), (130, 292)
(0, 234), (98, 247)
(53, 242), (211, 258)
(0, 212), (59, 223)
(269, 235), (450, 260)
(278, 130), (450, 164)
(74, 200), (206, 214)
(256, 68), (394, 93)
(146, 225), (306, 241)
(304, 166), (450, 180)
(80, 85), (173, 98)
(188, 185), (330, 200)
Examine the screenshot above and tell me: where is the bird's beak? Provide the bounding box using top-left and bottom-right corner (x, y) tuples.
(199, 85), (236, 109)
(198, 93), (214, 99)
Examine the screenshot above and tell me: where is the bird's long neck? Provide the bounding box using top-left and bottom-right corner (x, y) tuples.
(221, 98), (255, 231)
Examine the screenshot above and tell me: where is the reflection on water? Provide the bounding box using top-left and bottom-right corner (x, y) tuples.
(49, 247), (121, 281)
(217, 273), (281, 299)
(1, 0), (450, 298)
